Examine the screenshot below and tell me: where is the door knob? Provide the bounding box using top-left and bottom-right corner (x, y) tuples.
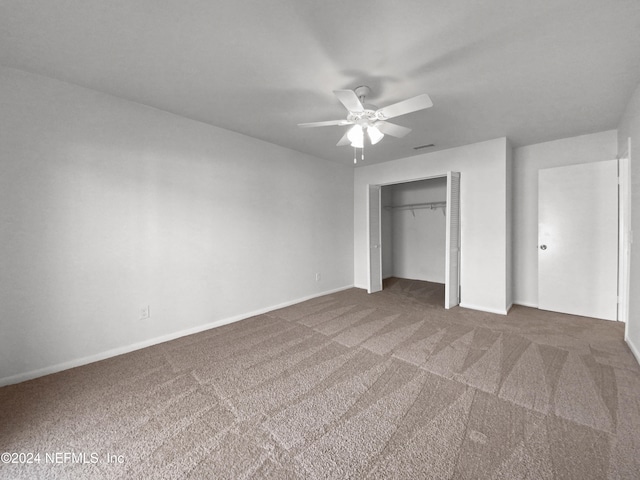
(540, 245), (547, 250)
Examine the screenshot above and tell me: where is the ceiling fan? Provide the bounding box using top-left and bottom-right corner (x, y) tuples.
(298, 85), (433, 150)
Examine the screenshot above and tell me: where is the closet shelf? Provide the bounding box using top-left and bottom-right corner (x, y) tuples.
(384, 201), (446, 211)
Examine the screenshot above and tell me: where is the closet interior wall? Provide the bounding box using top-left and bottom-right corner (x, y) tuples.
(381, 177), (448, 284)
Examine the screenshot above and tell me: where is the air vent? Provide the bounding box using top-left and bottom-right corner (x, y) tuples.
(413, 144), (435, 150)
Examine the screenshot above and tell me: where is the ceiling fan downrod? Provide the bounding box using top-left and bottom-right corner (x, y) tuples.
(354, 85), (371, 104)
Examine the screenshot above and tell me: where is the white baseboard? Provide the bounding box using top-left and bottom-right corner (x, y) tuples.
(459, 302), (509, 315)
(0, 284), (354, 387)
(625, 332), (640, 366)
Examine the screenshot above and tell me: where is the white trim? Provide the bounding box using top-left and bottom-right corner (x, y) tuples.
(459, 302), (509, 315)
(626, 333), (640, 367)
(618, 150), (631, 324)
(378, 173), (448, 187)
(0, 285), (354, 387)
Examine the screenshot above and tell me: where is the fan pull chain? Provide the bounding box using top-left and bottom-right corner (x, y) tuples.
(352, 147), (365, 164)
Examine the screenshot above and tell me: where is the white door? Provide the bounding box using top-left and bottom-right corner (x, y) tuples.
(445, 172), (461, 308)
(538, 160), (618, 320)
(368, 185), (382, 293)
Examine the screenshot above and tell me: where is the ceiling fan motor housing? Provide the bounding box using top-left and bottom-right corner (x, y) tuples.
(347, 108), (379, 127)
(352, 86), (389, 122)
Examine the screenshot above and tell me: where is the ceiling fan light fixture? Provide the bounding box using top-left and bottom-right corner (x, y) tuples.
(347, 124), (364, 148)
(297, 86), (433, 160)
(368, 125), (384, 145)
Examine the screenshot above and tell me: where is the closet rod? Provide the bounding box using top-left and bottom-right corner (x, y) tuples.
(385, 201), (446, 210)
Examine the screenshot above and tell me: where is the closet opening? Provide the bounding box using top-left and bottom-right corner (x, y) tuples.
(368, 172), (460, 309)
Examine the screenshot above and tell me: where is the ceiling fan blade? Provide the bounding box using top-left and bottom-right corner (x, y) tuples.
(298, 119), (352, 128)
(376, 94), (433, 120)
(336, 131), (351, 146)
(375, 121), (412, 138)
(333, 89), (364, 113)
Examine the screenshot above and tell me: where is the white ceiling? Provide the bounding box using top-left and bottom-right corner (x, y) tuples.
(1, 0), (639, 166)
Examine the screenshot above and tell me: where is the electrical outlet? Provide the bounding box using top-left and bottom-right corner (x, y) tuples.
(315, 273), (321, 282)
(140, 305), (150, 320)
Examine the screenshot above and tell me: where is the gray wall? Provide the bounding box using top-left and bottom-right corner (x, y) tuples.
(0, 67), (354, 384)
(511, 130), (618, 307)
(355, 138), (511, 314)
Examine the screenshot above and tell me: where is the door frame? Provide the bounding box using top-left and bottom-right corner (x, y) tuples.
(619, 141), (631, 324)
(537, 159), (619, 320)
(367, 172), (461, 307)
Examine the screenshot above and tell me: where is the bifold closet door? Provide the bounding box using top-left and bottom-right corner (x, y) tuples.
(445, 172), (461, 309)
(368, 184), (383, 293)
(538, 160), (618, 320)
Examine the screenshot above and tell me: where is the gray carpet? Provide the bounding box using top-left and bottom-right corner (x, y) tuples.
(1, 278), (640, 479)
